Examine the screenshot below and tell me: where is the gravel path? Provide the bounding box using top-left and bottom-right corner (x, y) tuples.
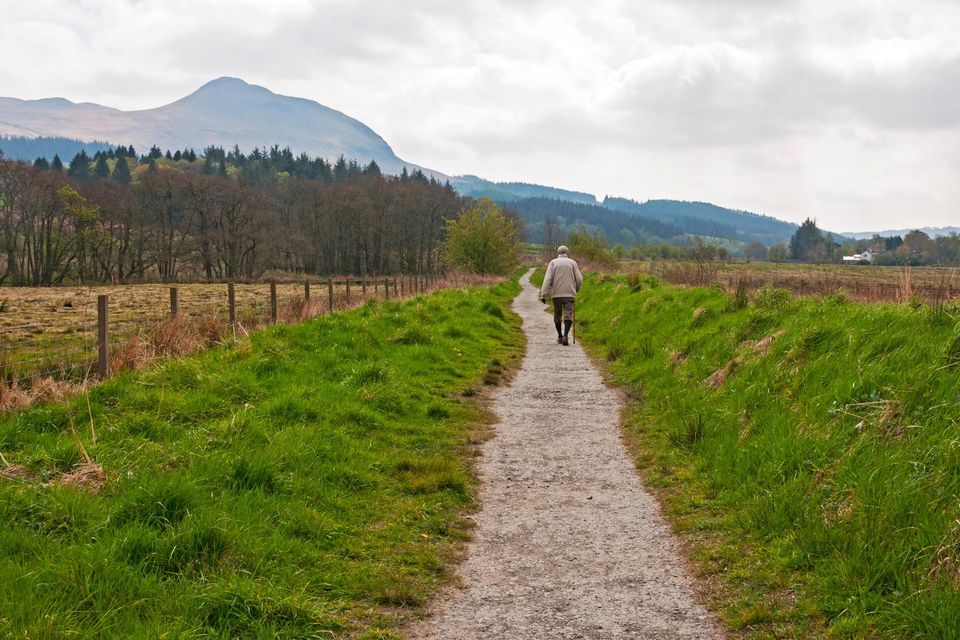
(409, 270), (720, 639)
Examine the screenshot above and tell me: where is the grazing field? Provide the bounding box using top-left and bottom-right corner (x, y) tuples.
(630, 261), (960, 304)
(0, 277), (524, 637)
(0, 276), (443, 386)
(572, 271), (960, 638)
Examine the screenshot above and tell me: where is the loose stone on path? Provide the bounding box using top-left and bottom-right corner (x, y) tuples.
(409, 269), (720, 640)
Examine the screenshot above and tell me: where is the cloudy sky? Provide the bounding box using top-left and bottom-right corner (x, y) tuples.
(2, 0), (959, 231)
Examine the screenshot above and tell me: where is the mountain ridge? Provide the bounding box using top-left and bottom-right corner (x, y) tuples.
(0, 77), (887, 247)
(0, 77), (439, 177)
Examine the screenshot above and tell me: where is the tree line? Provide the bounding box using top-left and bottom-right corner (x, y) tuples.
(783, 218), (960, 266)
(0, 146), (464, 286)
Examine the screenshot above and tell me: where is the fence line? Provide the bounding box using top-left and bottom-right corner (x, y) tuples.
(0, 273), (493, 409)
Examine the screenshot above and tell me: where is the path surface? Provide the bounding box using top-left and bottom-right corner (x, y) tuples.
(409, 270), (719, 639)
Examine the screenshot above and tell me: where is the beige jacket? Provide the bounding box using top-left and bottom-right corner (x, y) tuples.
(540, 255), (583, 300)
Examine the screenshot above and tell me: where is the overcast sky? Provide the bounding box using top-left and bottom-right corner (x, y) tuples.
(2, 0), (959, 231)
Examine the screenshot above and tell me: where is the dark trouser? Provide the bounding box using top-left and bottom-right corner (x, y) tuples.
(552, 297), (575, 337)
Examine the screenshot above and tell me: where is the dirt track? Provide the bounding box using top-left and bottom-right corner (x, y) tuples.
(409, 269), (720, 639)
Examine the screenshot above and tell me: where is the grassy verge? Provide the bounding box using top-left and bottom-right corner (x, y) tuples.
(574, 273), (960, 638)
(0, 279), (523, 638)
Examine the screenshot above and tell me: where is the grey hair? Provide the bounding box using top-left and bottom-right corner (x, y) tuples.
(557, 245), (569, 255)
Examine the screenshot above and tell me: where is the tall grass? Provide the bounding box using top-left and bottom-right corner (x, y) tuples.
(575, 273), (960, 638)
(0, 279), (524, 637)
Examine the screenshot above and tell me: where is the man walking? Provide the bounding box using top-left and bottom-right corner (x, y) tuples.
(540, 245), (583, 346)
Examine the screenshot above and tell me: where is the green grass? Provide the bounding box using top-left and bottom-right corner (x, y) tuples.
(0, 279), (524, 638)
(574, 272), (960, 639)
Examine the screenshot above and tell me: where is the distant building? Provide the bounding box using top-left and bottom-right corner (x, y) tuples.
(842, 249), (874, 264)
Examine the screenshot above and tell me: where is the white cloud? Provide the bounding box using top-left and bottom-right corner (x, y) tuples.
(0, 0), (958, 229)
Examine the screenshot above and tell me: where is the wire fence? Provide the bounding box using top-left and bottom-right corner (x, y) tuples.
(0, 273), (495, 412)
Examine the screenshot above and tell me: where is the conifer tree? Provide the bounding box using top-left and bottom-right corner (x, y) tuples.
(67, 150), (92, 181)
(51, 154), (64, 172)
(94, 155), (110, 179)
(33, 157), (50, 170)
(112, 156), (132, 184)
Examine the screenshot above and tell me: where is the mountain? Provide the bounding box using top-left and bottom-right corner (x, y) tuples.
(0, 77), (819, 247)
(504, 197), (685, 245)
(451, 175), (599, 205)
(453, 177), (804, 245)
(841, 226), (960, 240)
(0, 77), (437, 176)
(602, 197), (800, 246)
(0, 135), (113, 163)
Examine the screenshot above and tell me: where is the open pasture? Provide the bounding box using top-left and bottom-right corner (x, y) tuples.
(631, 261), (960, 303)
(0, 276), (434, 384)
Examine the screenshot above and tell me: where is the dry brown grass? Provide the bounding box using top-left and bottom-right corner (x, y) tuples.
(705, 360), (737, 389)
(750, 331), (784, 356)
(0, 376), (86, 413)
(56, 463), (107, 494)
(929, 519), (960, 588)
(628, 260), (960, 304)
(0, 463), (34, 483)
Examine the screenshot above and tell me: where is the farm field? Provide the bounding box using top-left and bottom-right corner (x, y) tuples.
(571, 270), (960, 638)
(0, 276), (524, 637)
(0, 276), (438, 383)
(629, 261), (960, 303)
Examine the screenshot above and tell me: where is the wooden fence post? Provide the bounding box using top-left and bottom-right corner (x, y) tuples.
(374, 279), (379, 295)
(228, 282), (237, 334)
(362, 276), (367, 296)
(169, 287), (179, 318)
(346, 278), (351, 304)
(400, 276), (405, 296)
(328, 276), (334, 312)
(97, 294), (109, 379)
(385, 278), (390, 300)
(304, 280), (311, 302)
(393, 277), (398, 297)
(270, 282), (278, 323)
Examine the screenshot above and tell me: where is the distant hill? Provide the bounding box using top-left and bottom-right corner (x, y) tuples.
(842, 226), (960, 240)
(602, 197), (799, 246)
(503, 197), (685, 245)
(0, 77), (440, 177)
(0, 136), (113, 162)
(451, 175), (599, 205)
(452, 178), (805, 246)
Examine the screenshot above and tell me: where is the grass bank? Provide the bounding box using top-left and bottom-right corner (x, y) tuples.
(573, 273), (960, 638)
(0, 279), (523, 638)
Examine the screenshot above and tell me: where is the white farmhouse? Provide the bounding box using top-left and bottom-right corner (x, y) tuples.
(842, 249), (874, 264)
